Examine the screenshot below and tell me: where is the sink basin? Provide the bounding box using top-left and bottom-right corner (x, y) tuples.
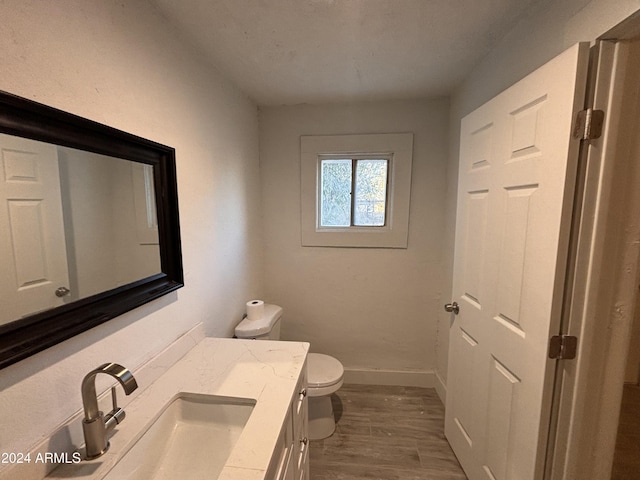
(103, 393), (256, 480)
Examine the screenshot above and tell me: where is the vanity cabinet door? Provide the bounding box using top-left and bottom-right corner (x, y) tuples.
(268, 362), (309, 480)
(292, 366), (309, 479)
(268, 407), (294, 480)
(297, 442), (309, 480)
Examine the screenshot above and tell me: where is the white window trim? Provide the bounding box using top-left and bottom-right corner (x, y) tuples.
(300, 133), (413, 248)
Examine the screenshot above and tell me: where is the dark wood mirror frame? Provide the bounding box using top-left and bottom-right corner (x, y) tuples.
(0, 90), (183, 369)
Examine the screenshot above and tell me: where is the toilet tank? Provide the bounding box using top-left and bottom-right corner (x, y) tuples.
(235, 303), (283, 340)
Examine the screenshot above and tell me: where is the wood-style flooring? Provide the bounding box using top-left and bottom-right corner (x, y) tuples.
(612, 384), (640, 479)
(309, 384), (467, 480)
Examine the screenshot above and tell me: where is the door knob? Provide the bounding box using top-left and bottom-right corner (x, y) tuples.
(444, 302), (459, 315)
(55, 286), (71, 297)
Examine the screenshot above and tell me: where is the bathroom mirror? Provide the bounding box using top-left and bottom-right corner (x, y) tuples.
(0, 90), (183, 369)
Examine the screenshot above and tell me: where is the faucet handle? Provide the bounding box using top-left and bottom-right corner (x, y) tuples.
(111, 387), (118, 411)
(104, 387), (126, 428)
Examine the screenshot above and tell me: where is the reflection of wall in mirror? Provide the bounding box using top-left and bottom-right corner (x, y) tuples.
(112, 159), (160, 285)
(132, 163), (159, 246)
(58, 148), (161, 301)
(58, 147), (116, 301)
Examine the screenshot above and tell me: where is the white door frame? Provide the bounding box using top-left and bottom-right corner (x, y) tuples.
(549, 16), (640, 479)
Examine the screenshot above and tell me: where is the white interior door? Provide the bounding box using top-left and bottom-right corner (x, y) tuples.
(0, 134), (70, 323)
(445, 43), (590, 480)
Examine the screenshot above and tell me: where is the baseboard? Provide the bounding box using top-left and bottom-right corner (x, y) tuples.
(343, 368), (436, 388)
(434, 369), (447, 404)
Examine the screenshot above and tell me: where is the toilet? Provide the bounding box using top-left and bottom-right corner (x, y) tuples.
(235, 303), (344, 440)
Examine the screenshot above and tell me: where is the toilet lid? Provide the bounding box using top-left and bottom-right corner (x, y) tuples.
(307, 353), (344, 388)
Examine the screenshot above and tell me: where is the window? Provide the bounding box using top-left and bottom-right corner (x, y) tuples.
(301, 133), (413, 248)
(319, 156), (389, 227)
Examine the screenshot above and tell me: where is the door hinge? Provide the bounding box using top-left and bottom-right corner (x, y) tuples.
(573, 108), (604, 140)
(548, 335), (578, 360)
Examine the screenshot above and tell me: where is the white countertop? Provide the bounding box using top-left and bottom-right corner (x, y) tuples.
(47, 337), (309, 480)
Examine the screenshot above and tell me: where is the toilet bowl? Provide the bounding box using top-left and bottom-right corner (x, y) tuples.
(306, 353), (344, 440)
(234, 303), (344, 440)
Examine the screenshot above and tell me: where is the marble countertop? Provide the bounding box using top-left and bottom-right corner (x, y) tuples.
(48, 337), (309, 480)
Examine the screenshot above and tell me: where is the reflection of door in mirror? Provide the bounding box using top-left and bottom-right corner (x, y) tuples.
(0, 133), (71, 323)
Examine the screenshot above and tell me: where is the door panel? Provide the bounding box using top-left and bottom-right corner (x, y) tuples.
(446, 43), (590, 480)
(485, 356), (520, 480)
(496, 184), (538, 333)
(462, 189), (489, 305)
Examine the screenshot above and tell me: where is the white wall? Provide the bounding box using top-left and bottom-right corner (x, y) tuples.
(110, 159), (161, 286)
(259, 99), (449, 384)
(58, 148), (118, 300)
(60, 150), (161, 299)
(436, 0), (640, 390)
(0, 0), (263, 469)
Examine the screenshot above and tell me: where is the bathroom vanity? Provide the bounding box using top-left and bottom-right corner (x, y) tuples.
(44, 337), (309, 480)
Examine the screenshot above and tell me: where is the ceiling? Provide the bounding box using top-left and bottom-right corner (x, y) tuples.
(150, 0), (543, 106)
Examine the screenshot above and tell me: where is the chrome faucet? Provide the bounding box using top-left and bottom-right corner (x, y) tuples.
(81, 363), (138, 459)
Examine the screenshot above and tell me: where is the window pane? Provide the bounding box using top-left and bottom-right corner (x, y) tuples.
(354, 159), (388, 226)
(320, 159), (352, 227)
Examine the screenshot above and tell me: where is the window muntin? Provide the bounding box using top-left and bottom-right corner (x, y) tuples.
(319, 156), (389, 228)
